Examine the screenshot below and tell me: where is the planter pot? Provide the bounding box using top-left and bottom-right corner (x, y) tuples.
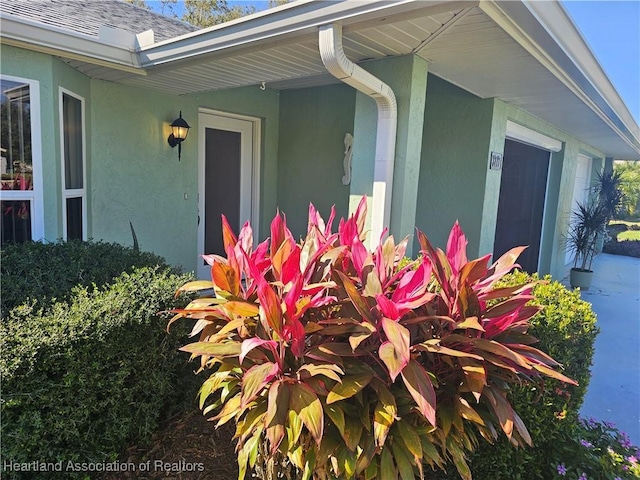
(570, 268), (594, 290)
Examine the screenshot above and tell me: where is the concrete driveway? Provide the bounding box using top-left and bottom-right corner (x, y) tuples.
(573, 253), (640, 445)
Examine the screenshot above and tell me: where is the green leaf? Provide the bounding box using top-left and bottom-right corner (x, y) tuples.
(179, 341), (241, 358)
(324, 403), (346, 437)
(401, 360), (436, 427)
(458, 358), (486, 401)
(302, 445), (317, 480)
(379, 342), (405, 382)
(176, 280), (213, 294)
(298, 363), (344, 382)
(326, 372), (373, 404)
(342, 414), (363, 452)
(290, 383), (324, 445)
(532, 363), (578, 385)
(241, 362), (279, 409)
(286, 409), (303, 446)
(373, 383), (397, 447)
(381, 317), (410, 365)
(472, 339), (532, 369)
(391, 440), (415, 480)
(348, 321), (376, 351)
(415, 340), (484, 361)
(224, 301), (259, 317)
(213, 393), (241, 426)
(455, 316), (485, 331)
(482, 386), (514, 438)
(335, 271), (374, 323)
(265, 380), (290, 428)
(395, 420), (422, 463)
(512, 409), (532, 446)
(379, 446), (397, 480)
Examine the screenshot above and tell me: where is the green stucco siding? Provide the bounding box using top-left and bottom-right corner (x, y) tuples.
(89, 80), (280, 271)
(416, 75), (495, 256)
(276, 84), (354, 237)
(3, 43), (615, 282)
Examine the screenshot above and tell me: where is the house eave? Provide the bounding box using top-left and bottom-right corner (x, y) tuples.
(0, 14), (145, 75)
(137, 0), (468, 68)
(479, 0), (639, 159)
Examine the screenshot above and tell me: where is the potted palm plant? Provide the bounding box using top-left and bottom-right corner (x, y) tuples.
(567, 201), (608, 289)
(567, 169), (624, 290)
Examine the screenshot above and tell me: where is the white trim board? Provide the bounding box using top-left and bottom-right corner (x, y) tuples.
(506, 120), (562, 152)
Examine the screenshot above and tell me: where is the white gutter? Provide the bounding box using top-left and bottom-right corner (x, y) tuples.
(318, 23), (397, 247)
(0, 14), (144, 75)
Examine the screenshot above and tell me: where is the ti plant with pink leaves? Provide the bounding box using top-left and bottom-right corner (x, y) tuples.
(169, 198), (576, 480)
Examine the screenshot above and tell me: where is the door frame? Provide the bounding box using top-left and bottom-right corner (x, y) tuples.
(197, 109), (261, 277)
(504, 122), (562, 272)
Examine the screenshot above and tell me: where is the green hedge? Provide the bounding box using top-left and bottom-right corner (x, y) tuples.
(437, 271), (599, 479)
(0, 266), (197, 479)
(1, 240), (167, 317)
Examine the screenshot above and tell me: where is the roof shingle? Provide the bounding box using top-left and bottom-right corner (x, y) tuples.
(0, 0), (198, 43)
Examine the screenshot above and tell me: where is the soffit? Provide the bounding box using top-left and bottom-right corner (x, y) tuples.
(48, 2), (638, 159)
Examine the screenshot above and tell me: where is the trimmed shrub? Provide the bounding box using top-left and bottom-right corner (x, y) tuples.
(438, 271), (599, 479)
(1, 240), (167, 317)
(0, 266), (197, 479)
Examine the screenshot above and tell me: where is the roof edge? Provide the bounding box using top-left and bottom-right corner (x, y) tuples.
(137, 0), (460, 67)
(480, 0), (639, 159)
(0, 13), (145, 75)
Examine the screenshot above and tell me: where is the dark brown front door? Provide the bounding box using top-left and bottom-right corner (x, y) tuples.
(493, 139), (550, 273)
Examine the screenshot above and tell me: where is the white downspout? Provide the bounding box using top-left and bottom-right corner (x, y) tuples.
(319, 23), (397, 247)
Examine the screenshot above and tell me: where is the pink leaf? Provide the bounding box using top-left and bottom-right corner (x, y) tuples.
(284, 318), (306, 358)
(241, 362), (280, 409)
(270, 211), (286, 253)
(240, 338), (278, 364)
(376, 295), (400, 321)
(446, 221), (468, 276)
(351, 236), (369, 277)
(401, 361), (437, 426)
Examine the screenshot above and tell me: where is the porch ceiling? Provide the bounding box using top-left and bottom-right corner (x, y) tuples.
(10, 0), (637, 159)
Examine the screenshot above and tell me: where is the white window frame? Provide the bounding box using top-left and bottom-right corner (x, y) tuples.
(0, 75), (44, 242)
(59, 87), (87, 240)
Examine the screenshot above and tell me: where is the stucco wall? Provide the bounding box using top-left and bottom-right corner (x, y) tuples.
(416, 75), (495, 256)
(416, 74), (606, 280)
(89, 80), (280, 271)
(276, 84), (354, 237)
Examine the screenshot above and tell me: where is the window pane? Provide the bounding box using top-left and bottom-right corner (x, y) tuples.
(1, 200), (31, 246)
(1, 80), (33, 191)
(63, 93), (83, 189)
(66, 197), (83, 240)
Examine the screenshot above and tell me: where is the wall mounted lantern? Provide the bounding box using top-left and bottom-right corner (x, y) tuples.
(167, 111), (190, 161)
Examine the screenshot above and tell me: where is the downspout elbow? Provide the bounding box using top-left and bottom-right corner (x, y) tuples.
(319, 23), (397, 247)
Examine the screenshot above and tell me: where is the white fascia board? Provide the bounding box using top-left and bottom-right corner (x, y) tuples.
(0, 14), (145, 75)
(527, 1), (638, 140)
(480, 0), (639, 158)
(138, 0), (454, 67)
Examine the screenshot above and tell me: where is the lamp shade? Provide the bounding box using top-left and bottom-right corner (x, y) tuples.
(170, 111), (190, 141)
